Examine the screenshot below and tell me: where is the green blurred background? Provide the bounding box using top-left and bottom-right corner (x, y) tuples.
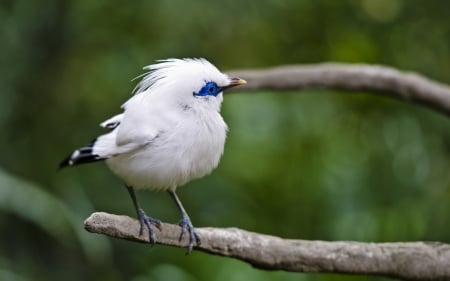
(1, 0), (449, 280)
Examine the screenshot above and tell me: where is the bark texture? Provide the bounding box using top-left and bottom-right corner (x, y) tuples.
(85, 212), (450, 281)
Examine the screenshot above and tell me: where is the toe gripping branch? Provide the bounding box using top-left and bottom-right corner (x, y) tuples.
(137, 208), (162, 244)
(178, 213), (201, 253)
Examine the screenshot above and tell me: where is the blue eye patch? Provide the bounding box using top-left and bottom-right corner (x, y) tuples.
(194, 82), (224, 97)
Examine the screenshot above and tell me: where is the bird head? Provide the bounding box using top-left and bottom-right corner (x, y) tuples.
(132, 58), (246, 111)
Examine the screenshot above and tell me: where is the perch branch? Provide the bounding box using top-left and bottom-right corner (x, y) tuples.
(227, 63), (450, 116)
(85, 212), (450, 281)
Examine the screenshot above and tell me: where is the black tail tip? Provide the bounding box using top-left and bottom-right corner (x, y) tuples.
(58, 155), (73, 170)
(58, 147), (104, 170)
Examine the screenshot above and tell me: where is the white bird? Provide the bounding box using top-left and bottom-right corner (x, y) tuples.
(60, 58), (246, 252)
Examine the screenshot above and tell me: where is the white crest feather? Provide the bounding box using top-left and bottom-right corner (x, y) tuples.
(131, 58), (220, 95)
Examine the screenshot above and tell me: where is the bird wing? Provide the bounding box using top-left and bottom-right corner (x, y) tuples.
(61, 83), (173, 168)
(97, 92), (177, 158)
(59, 112), (150, 168)
(114, 93), (175, 148)
(95, 117), (158, 158)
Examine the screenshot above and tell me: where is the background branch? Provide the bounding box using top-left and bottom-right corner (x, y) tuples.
(85, 212), (450, 281)
(227, 63), (450, 116)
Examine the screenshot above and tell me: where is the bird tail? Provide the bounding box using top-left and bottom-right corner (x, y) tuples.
(59, 138), (106, 169)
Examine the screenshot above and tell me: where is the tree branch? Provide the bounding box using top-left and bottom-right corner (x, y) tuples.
(85, 212), (450, 281)
(227, 63), (450, 116)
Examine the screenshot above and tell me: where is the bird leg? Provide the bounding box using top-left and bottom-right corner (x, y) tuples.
(168, 190), (201, 253)
(126, 185), (161, 244)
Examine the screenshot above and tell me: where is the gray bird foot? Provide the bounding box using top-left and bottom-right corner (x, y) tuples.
(137, 208), (162, 244)
(178, 215), (201, 254)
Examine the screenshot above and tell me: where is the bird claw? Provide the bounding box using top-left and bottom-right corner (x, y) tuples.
(178, 216), (201, 254)
(137, 208), (161, 244)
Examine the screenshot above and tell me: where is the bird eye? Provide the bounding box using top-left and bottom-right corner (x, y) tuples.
(194, 82), (220, 97)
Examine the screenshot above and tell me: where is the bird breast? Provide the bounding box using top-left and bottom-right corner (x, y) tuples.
(106, 109), (227, 191)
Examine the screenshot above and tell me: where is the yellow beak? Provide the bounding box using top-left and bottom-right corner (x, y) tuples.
(227, 77), (247, 88)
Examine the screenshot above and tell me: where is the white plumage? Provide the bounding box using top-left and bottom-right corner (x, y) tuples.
(96, 59), (229, 190)
(61, 58), (246, 252)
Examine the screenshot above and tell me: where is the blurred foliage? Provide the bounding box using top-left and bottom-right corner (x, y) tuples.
(1, 0), (449, 280)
